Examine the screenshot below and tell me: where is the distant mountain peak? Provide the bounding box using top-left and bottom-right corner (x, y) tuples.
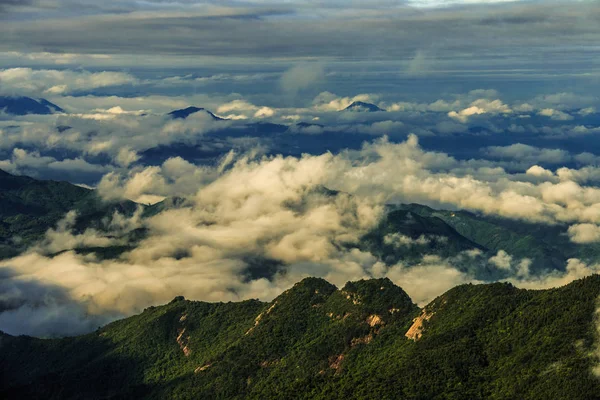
(343, 101), (384, 112)
(296, 122), (324, 128)
(168, 106), (224, 120)
(0, 96), (64, 115)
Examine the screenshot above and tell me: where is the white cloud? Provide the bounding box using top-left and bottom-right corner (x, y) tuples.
(280, 63), (326, 95)
(448, 99), (511, 123)
(312, 92), (378, 112)
(489, 250), (512, 270)
(538, 108), (574, 121)
(0, 68), (138, 96)
(568, 224), (600, 244)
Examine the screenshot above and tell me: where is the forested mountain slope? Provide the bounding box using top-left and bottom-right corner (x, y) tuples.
(2, 276), (600, 399)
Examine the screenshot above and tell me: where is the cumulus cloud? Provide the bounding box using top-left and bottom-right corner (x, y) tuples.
(568, 224), (600, 244)
(448, 99), (512, 123)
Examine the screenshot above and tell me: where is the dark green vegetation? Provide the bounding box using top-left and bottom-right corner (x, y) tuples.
(361, 203), (600, 279)
(0, 169), (141, 259)
(398, 204), (565, 272)
(2, 276), (600, 399)
(361, 209), (485, 267)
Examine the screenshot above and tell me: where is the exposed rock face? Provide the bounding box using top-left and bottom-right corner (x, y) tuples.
(177, 313), (192, 356)
(366, 314), (384, 327)
(351, 334), (374, 347)
(195, 364), (212, 373)
(246, 301), (278, 335)
(177, 328), (192, 356)
(405, 309), (435, 341)
(329, 354), (345, 372)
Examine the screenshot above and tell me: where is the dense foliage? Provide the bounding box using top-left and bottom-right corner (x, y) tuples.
(2, 276), (600, 399)
(0, 169), (141, 259)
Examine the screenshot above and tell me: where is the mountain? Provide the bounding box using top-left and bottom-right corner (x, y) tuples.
(343, 101), (384, 112)
(296, 122), (324, 128)
(0, 169), (141, 259)
(2, 276), (600, 399)
(360, 209), (486, 269)
(395, 203), (587, 273)
(168, 106), (224, 120)
(0, 96), (64, 115)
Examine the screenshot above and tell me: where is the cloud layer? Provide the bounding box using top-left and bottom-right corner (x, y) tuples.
(4, 134), (600, 336)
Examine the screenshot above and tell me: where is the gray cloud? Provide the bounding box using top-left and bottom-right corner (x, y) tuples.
(0, 1), (597, 65)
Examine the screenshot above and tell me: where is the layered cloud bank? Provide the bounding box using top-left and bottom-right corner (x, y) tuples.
(4, 134), (600, 336)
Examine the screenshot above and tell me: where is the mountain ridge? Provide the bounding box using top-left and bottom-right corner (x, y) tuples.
(2, 275), (600, 399)
(168, 106), (224, 120)
(0, 96), (64, 115)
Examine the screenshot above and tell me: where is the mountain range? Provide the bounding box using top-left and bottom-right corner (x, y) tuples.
(1, 276), (599, 399)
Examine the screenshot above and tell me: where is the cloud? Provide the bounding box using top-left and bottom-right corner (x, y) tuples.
(384, 233), (447, 248)
(6, 115), (600, 337)
(406, 50), (433, 76)
(312, 92), (378, 112)
(448, 99), (511, 123)
(0, 275), (118, 337)
(538, 108), (574, 121)
(6, 133), (600, 337)
(0, 68), (138, 96)
(280, 63), (325, 95)
(568, 224), (600, 244)
(0, 0), (597, 66)
(485, 144), (570, 164)
(579, 107), (596, 116)
(254, 107), (275, 118)
(0, 0), (32, 11)
(0, 148), (110, 181)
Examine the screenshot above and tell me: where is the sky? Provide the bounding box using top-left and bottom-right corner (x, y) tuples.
(2, 0), (600, 337)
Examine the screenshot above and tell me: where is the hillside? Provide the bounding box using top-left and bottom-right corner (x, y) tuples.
(360, 209), (486, 268)
(1, 276), (600, 399)
(396, 203), (594, 273)
(0, 169), (141, 259)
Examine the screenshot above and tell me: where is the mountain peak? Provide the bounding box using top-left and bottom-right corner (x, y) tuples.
(0, 96), (64, 115)
(343, 101), (384, 112)
(341, 278), (416, 314)
(279, 277), (338, 300)
(168, 106), (224, 120)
